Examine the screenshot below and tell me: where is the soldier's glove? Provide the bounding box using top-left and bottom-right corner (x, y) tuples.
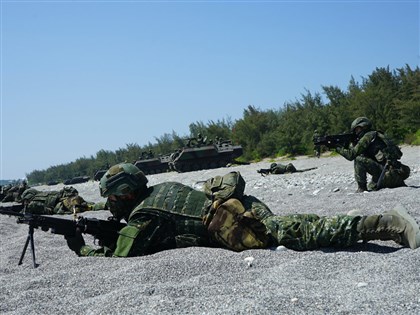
(65, 227), (85, 256)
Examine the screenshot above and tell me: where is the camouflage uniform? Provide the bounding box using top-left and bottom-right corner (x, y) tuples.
(65, 163), (419, 257)
(20, 187), (99, 215)
(258, 163), (316, 176)
(1, 181), (28, 202)
(336, 130), (410, 190)
(80, 182), (214, 256)
(270, 163), (297, 174)
(261, 213), (360, 250)
(79, 182), (362, 256)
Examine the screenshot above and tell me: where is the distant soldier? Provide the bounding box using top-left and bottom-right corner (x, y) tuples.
(257, 163), (317, 176)
(1, 181), (28, 202)
(20, 187), (105, 215)
(0, 184), (12, 201)
(313, 130), (321, 158)
(335, 117), (410, 192)
(196, 133), (207, 146)
(186, 138), (196, 147)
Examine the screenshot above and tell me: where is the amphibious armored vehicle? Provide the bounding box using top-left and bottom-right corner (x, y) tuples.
(168, 140), (243, 173)
(134, 154), (171, 175)
(63, 176), (90, 185)
(93, 170), (107, 181)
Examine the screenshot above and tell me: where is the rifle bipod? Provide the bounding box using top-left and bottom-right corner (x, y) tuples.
(19, 225), (38, 268)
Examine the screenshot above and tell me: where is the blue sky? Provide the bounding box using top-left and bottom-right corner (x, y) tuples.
(1, 0), (419, 180)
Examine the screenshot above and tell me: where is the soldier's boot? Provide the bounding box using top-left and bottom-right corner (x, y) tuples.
(357, 206), (420, 249)
(356, 182), (368, 193)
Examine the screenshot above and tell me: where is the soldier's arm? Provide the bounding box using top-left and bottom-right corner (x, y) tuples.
(79, 215), (155, 257)
(335, 133), (373, 161)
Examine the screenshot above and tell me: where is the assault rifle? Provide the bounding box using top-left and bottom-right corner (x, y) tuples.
(0, 209), (126, 268)
(313, 133), (356, 148)
(313, 132), (357, 156)
(0, 203), (25, 213)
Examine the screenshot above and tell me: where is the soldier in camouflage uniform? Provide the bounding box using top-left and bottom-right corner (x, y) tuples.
(20, 187), (102, 215)
(257, 163), (317, 175)
(269, 163), (297, 174)
(1, 181), (28, 202)
(64, 163), (419, 257)
(335, 117), (410, 192)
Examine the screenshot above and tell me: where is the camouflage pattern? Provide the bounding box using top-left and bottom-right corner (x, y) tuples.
(77, 167), (408, 257)
(20, 187), (97, 215)
(262, 214), (361, 250)
(234, 196), (362, 250)
(203, 171), (246, 202)
(1, 181), (28, 202)
(81, 182), (214, 257)
(79, 178), (366, 256)
(205, 198), (270, 251)
(270, 163), (297, 174)
(351, 117), (372, 132)
(336, 130), (410, 189)
(99, 163), (148, 197)
(258, 164), (316, 176)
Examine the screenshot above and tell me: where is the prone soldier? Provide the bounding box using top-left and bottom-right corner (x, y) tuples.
(20, 186), (105, 215)
(63, 163), (419, 258)
(257, 163), (317, 176)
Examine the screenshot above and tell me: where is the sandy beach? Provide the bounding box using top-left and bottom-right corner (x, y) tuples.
(1, 146), (419, 315)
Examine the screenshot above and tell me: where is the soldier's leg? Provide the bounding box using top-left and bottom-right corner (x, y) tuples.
(286, 163), (297, 173)
(262, 214), (361, 250)
(354, 156), (382, 192)
(263, 206), (420, 250)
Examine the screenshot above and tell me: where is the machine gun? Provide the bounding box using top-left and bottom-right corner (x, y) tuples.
(0, 203), (25, 213)
(313, 132), (357, 156)
(0, 209), (126, 268)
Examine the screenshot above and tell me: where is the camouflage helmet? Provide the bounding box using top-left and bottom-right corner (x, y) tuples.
(99, 163), (148, 197)
(351, 117), (372, 133)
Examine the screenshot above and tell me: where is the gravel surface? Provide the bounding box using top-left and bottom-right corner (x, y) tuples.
(1, 146), (419, 315)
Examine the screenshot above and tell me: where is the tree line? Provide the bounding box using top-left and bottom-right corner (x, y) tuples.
(27, 65), (420, 184)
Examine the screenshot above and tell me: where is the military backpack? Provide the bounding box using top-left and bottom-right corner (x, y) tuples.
(203, 171), (246, 202)
(373, 132), (403, 164)
(202, 171), (269, 251)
